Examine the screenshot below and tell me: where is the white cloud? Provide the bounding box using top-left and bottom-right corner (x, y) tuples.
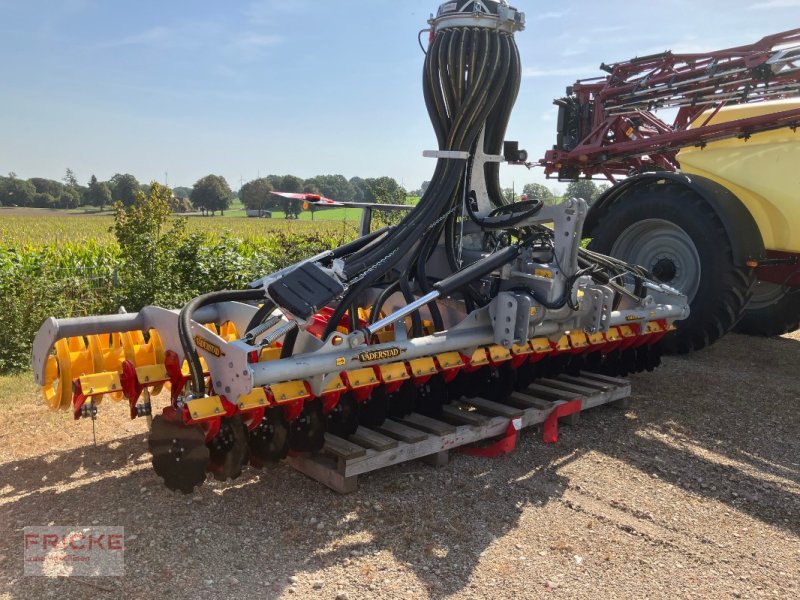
(100, 26), (170, 48)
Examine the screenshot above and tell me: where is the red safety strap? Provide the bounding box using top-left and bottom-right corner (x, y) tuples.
(542, 399), (582, 444)
(459, 418), (522, 458)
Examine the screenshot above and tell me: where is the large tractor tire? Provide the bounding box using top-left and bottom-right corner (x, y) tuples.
(735, 282), (800, 336)
(588, 184), (754, 354)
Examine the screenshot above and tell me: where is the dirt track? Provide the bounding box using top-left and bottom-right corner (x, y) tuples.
(0, 331), (798, 599)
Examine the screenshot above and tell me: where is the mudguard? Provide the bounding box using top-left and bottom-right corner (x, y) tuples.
(583, 172), (766, 266)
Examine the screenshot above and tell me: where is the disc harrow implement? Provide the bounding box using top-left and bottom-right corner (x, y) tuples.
(31, 0), (689, 493)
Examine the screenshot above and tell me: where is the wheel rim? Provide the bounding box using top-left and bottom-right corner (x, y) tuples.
(610, 218), (702, 302)
(748, 281), (790, 310)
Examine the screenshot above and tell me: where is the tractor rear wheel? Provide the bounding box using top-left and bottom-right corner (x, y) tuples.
(589, 184), (754, 354)
(735, 282), (800, 336)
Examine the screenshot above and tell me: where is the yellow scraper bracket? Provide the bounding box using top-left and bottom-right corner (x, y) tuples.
(269, 380), (309, 403)
(530, 337), (553, 354)
(238, 387), (269, 411)
(436, 352), (464, 369)
(185, 395), (225, 420)
(553, 335), (572, 352)
(346, 368), (379, 389)
(408, 357), (438, 377)
(323, 375), (346, 394)
(588, 332), (606, 345)
(487, 345), (512, 363)
(568, 331), (590, 349)
(135, 364), (169, 385)
(469, 348), (490, 366)
(511, 342), (533, 356)
(78, 372), (122, 398)
(379, 362), (410, 383)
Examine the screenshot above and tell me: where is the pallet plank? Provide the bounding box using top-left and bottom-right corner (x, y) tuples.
(323, 433), (367, 460)
(507, 392), (554, 410)
(349, 427), (398, 452)
(345, 418), (509, 477)
(524, 383), (580, 400)
(539, 378), (595, 395)
(376, 420), (429, 443)
(284, 454), (358, 494)
(462, 396), (524, 418)
(397, 413), (457, 436)
(580, 372), (630, 386)
(286, 373), (632, 492)
(557, 374), (612, 391)
(440, 404), (490, 426)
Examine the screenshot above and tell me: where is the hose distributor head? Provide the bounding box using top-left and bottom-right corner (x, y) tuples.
(430, 0), (525, 34)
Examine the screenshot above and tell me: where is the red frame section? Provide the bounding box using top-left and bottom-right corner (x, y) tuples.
(538, 29), (800, 181)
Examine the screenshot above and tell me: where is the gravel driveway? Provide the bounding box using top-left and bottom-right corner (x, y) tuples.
(1, 331), (798, 599)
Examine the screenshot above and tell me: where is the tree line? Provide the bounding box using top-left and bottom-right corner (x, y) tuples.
(239, 174), (408, 216)
(0, 170), (162, 211)
(510, 180), (608, 205)
(0, 170), (410, 217)
(0, 168), (607, 215)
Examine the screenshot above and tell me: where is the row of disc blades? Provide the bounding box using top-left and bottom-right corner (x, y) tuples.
(147, 343), (662, 493)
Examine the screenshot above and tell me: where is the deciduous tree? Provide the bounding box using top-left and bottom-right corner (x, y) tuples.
(110, 173), (141, 206)
(191, 175), (233, 216)
(565, 179), (600, 204)
(240, 177), (273, 212)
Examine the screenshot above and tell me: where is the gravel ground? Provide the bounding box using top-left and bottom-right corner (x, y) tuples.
(0, 330), (798, 599)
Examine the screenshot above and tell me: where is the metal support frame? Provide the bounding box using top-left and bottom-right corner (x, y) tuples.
(538, 28), (800, 180)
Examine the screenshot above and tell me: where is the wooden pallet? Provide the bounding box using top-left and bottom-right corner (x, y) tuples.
(284, 372), (631, 493)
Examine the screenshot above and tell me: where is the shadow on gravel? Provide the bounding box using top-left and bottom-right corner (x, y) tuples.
(0, 427), (576, 599)
(593, 332), (800, 535)
(0, 334), (797, 599)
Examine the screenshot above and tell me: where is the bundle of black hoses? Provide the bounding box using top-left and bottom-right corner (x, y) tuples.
(322, 25), (524, 339)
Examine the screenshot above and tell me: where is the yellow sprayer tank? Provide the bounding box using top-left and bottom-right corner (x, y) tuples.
(678, 100), (800, 254)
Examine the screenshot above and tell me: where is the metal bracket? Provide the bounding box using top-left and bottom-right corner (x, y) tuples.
(422, 150), (471, 160)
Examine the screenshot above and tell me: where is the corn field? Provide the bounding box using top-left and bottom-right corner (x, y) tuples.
(0, 214), (360, 372)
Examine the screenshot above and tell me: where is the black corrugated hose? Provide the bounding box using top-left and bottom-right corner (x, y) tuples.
(322, 25), (522, 339)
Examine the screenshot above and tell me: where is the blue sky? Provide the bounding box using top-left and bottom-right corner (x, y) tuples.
(0, 0), (798, 193)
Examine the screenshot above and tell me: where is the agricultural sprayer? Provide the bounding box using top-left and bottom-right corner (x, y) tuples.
(32, 1), (689, 493)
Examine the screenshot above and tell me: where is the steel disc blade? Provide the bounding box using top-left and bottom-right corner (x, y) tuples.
(248, 408), (290, 464)
(414, 374), (448, 417)
(327, 393), (359, 438)
(387, 381), (417, 418)
(148, 413), (209, 494)
(357, 390), (388, 428)
(208, 415), (249, 482)
(288, 399), (326, 453)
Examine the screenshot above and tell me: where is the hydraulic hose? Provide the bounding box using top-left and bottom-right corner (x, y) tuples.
(323, 5), (523, 339)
